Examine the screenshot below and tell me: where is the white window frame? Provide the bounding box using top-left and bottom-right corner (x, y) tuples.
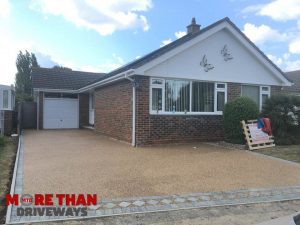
(149, 78), (227, 115)
(260, 86), (270, 111)
(215, 83), (227, 113)
(150, 78), (165, 114)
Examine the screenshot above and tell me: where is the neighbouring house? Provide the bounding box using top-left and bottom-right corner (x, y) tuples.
(32, 17), (292, 146)
(0, 84), (15, 135)
(282, 70), (300, 96)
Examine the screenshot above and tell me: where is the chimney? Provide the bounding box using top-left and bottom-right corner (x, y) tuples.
(186, 17), (200, 34)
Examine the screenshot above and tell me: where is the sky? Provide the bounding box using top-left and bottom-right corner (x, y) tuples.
(0, 0), (300, 85)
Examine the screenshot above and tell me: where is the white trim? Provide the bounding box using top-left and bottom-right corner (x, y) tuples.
(33, 88), (78, 93)
(78, 69), (135, 92)
(149, 77), (227, 115)
(260, 85), (270, 111)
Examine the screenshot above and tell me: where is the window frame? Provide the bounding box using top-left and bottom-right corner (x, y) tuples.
(149, 78), (227, 115)
(150, 79), (165, 114)
(260, 86), (270, 111)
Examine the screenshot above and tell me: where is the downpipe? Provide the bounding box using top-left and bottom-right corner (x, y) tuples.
(125, 74), (137, 147)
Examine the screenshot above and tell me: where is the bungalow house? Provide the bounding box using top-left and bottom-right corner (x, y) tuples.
(0, 84), (15, 135)
(32, 17), (292, 146)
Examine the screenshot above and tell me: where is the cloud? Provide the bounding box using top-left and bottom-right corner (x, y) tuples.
(243, 23), (289, 44)
(159, 30), (187, 47)
(34, 52), (59, 68)
(175, 31), (186, 39)
(243, 0), (300, 21)
(80, 53), (124, 73)
(0, 0), (10, 19)
(289, 38), (300, 54)
(267, 53), (300, 71)
(160, 38), (172, 47)
(29, 0), (152, 36)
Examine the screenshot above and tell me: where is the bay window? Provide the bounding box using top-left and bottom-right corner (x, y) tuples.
(150, 78), (227, 114)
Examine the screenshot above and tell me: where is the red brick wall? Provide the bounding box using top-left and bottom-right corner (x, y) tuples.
(228, 83), (242, 102)
(94, 80), (132, 142)
(135, 76), (225, 146)
(79, 93), (89, 127)
(271, 85), (282, 95)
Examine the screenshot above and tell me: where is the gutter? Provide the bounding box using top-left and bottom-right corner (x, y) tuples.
(78, 69), (135, 93)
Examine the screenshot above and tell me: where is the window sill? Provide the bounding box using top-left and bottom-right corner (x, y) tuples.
(149, 111), (223, 116)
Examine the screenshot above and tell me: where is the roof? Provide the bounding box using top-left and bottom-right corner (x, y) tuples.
(283, 70), (300, 93)
(87, 17), (291, 86)
(32, 67), (105, 90)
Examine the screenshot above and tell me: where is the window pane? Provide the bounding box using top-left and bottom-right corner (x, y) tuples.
(217, 92), (225, 111)
(152, 79), (163, 85)
(152, 88), (162, 111)
(192, 82), (214, 112)
(44, 93), (61, 98)
(261, 94), (269, 107)
(217, 83), (225, 89)
(241, 85), (259, 106)
(262, 86), (269, 91)
(3, 90), (8, 108)
(62, 93), (78, 98)
(165, 80), (190, 112)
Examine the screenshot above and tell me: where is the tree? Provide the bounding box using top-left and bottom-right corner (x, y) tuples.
(52, 65), (72, 71)
(15, 50), (39, 103)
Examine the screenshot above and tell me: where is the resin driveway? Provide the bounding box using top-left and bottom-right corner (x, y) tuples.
(23, 130), (300, 199)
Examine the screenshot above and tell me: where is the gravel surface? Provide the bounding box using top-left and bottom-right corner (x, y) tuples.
(23, 130), (300, 199)
(32, 200), (300, 225)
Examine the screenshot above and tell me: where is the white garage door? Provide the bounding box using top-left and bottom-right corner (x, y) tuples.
(44, 98), (79, 129)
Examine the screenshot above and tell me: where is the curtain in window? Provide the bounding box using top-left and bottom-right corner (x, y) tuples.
(165, 80), (190, 112)
(192, 82), (214, 112)
(241, 85), (259, 106)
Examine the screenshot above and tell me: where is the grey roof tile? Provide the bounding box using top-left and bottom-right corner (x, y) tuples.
(32, 67), (105, 90)
(283, 70), (300, 93)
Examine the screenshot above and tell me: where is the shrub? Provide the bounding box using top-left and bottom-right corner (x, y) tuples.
(261, 94), (300, 145)
(223, 97), (259, 144)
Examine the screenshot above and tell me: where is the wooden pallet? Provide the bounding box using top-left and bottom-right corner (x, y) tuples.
(241, 120), (275, 150)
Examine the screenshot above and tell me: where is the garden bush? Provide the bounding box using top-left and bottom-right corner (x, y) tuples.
(261, 94), (300, 145)
(223, 97), (259, 144)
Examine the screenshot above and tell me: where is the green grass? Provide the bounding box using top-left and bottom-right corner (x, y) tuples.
(0, 137), (17, 224)
(254, 145), (300, 163)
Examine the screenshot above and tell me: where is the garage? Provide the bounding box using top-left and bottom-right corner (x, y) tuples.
(43, 94), (79, 129)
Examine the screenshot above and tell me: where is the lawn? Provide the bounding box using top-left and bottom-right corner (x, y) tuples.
(0, 137), (17, 224)
(254, 145), (300, 163)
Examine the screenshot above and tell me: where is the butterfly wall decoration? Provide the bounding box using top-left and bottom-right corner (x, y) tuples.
(221, 45), (233, 61)
(200, 55), (214, 72)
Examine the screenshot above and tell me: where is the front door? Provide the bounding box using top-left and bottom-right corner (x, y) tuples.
(89, 93), (94, 125)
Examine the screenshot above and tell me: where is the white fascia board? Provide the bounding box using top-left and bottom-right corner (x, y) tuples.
(78, 69), (135, 93)
(33, 88), (78, 93)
